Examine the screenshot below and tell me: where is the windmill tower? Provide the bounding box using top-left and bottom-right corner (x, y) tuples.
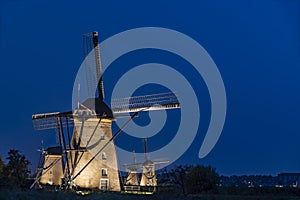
(66, 32), (121, 191)
(39, 147), (64, 186)
(32, 142), (64, 189)
(123, 151), (140, 191)
(31, 31), (180, 191)
(140, 139), (158, 188)
(123, 139), (169, 193)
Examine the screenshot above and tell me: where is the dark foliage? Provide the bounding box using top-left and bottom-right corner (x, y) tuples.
(165, 165), (219, 195)
(169, 165), (192, 195)
(0, 149), (31, 189)
(185, 165), (219, 194)
(0, 157), (5, 188)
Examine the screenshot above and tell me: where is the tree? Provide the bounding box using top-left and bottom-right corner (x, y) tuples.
(0, 157), (4, 174)
(0, 157), (6, 188)
(3, 149), (30, 188)
(169, 165), (192, 195)
(185, 165), (219, 194)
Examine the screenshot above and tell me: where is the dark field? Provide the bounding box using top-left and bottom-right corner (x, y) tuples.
(0, 190), (299, 200)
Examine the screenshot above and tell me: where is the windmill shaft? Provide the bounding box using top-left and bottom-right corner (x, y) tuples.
(143, 138), (148, 161)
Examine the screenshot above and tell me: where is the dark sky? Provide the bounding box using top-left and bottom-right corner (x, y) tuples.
(0, 0), (299, 176)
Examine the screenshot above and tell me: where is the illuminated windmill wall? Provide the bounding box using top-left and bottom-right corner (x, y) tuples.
(39, 147), (64, 186)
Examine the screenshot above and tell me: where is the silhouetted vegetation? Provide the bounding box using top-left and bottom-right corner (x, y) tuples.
(0, 149), (299, 200)
(158, 165), (219, 195)
(169, 165), (191, 195)
(185, 165), (219, 194)
(157, 165), (300, 198)
(0, 149), (31, 189)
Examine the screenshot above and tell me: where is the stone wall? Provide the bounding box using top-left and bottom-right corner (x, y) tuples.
(69, 118), (121, 191)
(40, 155), (64, 186)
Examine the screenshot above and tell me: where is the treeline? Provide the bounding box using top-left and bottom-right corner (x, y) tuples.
(0, 149), (31, 189)
(156, 165), (300, 196)
(219, 175), (277, 187)
(157, 165), (219, 195)
(0, 148), (299, 198)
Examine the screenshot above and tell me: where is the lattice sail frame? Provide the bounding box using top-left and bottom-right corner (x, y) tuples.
(111, 92), (180, 114)
(32, 112), (73, 131)
(32, 92), (180, 130)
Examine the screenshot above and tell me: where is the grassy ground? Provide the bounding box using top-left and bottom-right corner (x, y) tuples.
(0, 190), (299, 200)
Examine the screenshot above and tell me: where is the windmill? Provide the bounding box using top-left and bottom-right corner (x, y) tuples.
(31, 141), (45, 189)
(31, 31), (180, 191)
(123, 138), (169, 193)
(31, 141), (64, 189)
(31, 112), (74, 189)
(123, 151), (140, 190)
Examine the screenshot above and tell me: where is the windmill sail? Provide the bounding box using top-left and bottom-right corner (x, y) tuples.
(32, 91), (180, 131)
(32, 112), (73, 130)
(83, 31), (105, 100)
(111, 92), (180, 114)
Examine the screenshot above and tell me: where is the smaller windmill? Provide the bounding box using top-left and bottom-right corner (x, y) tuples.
(31, 143), (64, 189)
(123, 139), (169, 193)
(32, 141), (45, 189)
(123, 151), (140, 190)
(39, 147), (64, 186)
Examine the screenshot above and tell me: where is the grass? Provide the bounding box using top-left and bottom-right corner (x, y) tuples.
(0, 190), (299, 200)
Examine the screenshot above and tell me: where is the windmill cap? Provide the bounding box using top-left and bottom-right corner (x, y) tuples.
(45, 146), (62, 155)
(81, 98), (113, 119)
(143, 160), (154, 165)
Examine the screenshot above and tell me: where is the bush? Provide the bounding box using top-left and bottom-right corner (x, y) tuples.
(185, 165), (219, 194)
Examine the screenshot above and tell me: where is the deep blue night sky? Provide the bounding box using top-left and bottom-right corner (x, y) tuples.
(0, 0), (299, 176)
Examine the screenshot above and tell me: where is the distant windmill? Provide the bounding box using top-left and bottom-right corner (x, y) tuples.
(123, 138), (169, 193)
(31, 140), (45, 189)
(124, 151), (140, 188)
(31, 31), (180, 191)
(31, 143), (64, 189)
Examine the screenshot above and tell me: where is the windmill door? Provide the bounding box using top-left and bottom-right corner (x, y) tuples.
(100, 178), (109, 191)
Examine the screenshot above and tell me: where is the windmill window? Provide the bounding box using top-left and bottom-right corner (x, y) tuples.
(102, 168), (107, 176)
(100, 135), (105, 140)
(48, 170), (53, 185)
(102, 152), (106, 160)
